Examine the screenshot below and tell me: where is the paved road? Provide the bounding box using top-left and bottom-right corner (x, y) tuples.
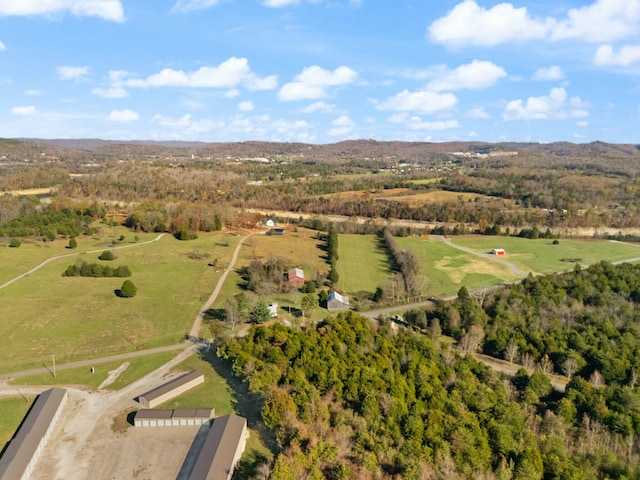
(0, 233), (166, 290)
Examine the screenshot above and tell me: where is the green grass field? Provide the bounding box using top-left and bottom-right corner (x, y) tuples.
(396, 237), (521, 297)
(0, 231), (239, 374)
(7, 351), (178, 390)
(0, 396), (35, 453)
(336, 234), (392, 294)
(449, 236), (640, 274)
(158, 351), (275, 465)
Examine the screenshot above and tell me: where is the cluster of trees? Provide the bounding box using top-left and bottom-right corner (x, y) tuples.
(217, 311), (639, 479)
(326, 226), (339, 286)
(381, 228), (424, 301)
(428, 261), (640, 473)
(0, 204), (97, 239)
(241, 257), (293, 295)
(62, 260), (131, 278)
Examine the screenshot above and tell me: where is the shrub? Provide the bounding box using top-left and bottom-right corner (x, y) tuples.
(68, 237), (77, 249)
(99, 250), (116, 261)
(9, 238), (21, 248)
(119, 280), (137, 298)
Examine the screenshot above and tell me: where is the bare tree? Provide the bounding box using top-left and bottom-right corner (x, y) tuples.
(459, 325), (485, 354)
(505, 340), (519, 363)
(562, 357), (578, 378)
(590, 369), (605, 387)
(538, 354), (554, 374)
(521, 353), (536, 374)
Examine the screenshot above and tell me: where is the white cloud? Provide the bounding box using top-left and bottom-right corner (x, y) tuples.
(429, 0), (640, 48)
(108, 109), (139, 122)
(238, 101), (254, 112)
(0, 41), (5, 51)
(377, 89), (458, 114)
(57, 65), (90, 82)
(428, 0), (551, 47)
(171, 0), (223, 14)
(0, 0), (125, 22)
(594, 44), (640, 66)
(262, 0), (301, 7)
(301, 101), (334, 113)
(551, 0), (640, 43)
(408, 119), (460, 131)
(124, 58), (276, 91)
(576, 121), (589, 127)
(533, 66), (565, 81)
(503, 87), (588, 121)
(426, 60), (506, 91)
(11, 105), (37, 116)
(278, 65), (358, 101)
(224, 89), (240, 98)
(92, 87), (129, 98)
(467, 107), (490, 119)
(328, 115), (356, 137)
(24, 89), (44, 96)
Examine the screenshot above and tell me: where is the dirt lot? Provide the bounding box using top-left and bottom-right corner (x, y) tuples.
(14, 346), (209, 480)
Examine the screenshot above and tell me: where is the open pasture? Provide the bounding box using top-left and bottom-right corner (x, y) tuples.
(0, 232), (238, 374)
(337, 234), (392, 294)
(396, 237), (520, 296)
(449, 236), (640, 274)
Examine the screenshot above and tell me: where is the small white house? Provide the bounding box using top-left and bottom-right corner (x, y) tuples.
(268, 303), (278, 317)
(265, 218), (276, 227)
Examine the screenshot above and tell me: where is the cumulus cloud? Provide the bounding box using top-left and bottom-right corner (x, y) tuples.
(11, 105), (37, 116)
(108, 109), (139, 122)
(377, 90), (458, 114)
(124, 58), (276, 91)
(57, 65), (90, 82)
(503, 87), (589, 120)
(262, 0), (301, 7)
(594, 44), (640, 66)
(238, 101), (254, 112)
(467, 107), (490, 119)
(426, 60), (506, 91)
(278, 65), (358, 101)
(92, 87), (129, 98)
(533, 66), (565, 81)
(301, 101), (334, 113)
(429, 0), (551, 47)
(0, 0), (125, 22)
(429, 0), (640, 47)
(0, 41), (5, 51)
(328, 114), (356, 137)
(24, 89), (44, 96)
(387, 113), (459, 130)
(171, 0), (223, 14)
(551, 0), (640, 42)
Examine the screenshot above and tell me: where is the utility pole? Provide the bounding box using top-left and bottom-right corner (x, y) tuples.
(52, 354), (56, 378)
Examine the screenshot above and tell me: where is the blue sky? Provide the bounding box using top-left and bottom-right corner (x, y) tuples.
(1, 0), (639, 144)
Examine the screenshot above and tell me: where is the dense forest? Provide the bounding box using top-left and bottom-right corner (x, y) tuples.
(217, 306), (640, 479)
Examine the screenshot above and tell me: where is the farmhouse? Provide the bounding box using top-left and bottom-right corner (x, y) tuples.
(268, 302), (278, 318)
(491, 248), (506, 256)
(266, 228), (286, 236)
(134, 408), (213, 427)
(327, 291), (350, 311)
(264, 218), (276, 227)
(189, 413), (248, 480)
(287, 268), (305, 287)
(137, 371), (205, 409)
(0, 388), (67, 480)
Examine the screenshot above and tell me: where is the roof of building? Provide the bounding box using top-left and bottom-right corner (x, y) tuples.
(289, 268), (304, 278)
(139, 370), (203, 402)
(327, 291), (348, 304)
(136, 409), (173, 420)
(0, 388), (67, 480)
(190, 414), (247, 480)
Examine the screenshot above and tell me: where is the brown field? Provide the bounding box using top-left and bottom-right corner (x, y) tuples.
(320, 188), (515, 207)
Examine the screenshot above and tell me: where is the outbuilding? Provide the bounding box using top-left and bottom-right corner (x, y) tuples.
(137, 371), (205, 409)
(491, 248), (506, 256)
(327, 291), (350, 311)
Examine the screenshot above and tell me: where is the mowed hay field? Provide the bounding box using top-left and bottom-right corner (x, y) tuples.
(449, 236), (640, 274)
(337, 234), (392, 294)
(0, 232), (239, 374)
(396, 237), (521, 296)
